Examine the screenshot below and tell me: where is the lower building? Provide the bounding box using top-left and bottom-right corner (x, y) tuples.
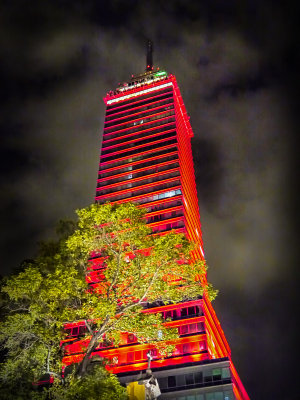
(119, 358), (235, 400)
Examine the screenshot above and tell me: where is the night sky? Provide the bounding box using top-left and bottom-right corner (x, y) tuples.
(0, 1), (298, 399)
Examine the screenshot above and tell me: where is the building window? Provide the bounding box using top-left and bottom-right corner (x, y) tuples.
(179, 322), (205, 335)
(65, 325), (86, 337)
(134, 350), (142, 361)
(203, 370), (213, 383)
(183, 343), (190, 354)
(176, 374), (185, 387)
(222, 367), (231, 379)
(223, 390), (234, 400)
(168, 375), (176, 388)
(127, 352), (134, 362)
(71, 326), (79, 336)
(185, 373), (194, 385)
(206, 392), (223, 400)
(212, 368), (222, 381)
(194, 371), (203, 383)
(158, 377), (168, 389)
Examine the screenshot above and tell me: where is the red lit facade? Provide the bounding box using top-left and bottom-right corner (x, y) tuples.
(62, 69), (249, 399)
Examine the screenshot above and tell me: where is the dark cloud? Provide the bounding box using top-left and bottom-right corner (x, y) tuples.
(0, 1), (297, 398)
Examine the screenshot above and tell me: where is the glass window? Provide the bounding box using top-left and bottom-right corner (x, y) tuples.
(173, 345), (181, 356)
(158, 377), (168, 389)
(188, 306), (196, 316)
(181, 307), (188, 317)
(191, 342), (199, 352)
(78, 325), (86, 335)
(195, 395), (204, 400)
(199, 341), (207, 351)
(194, 371), (203, 383)
(203, 370), (212, 383)
(180, 324), (188, 334)
(176, 374), (185, 387)
(173, 309), (181, 319)
(168, 376), (176, 388)
(222, 367), (231, 379)
(185, 374), (194, 385)
(224, 390), (234, 400)
(72, 326), (79, 336)
(212, 368), (222, 381)
(197, 322), (205, 332)
(183, 343), (190, 354)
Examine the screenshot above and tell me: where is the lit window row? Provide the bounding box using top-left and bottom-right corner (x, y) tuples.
(146, 199), (182, 213)
(104, 110), (175, 134)
(102, 117), (176, 142)
(99, 162), (179, 187)
(178, 322), (205, 335)
(99, 145), (177, 171)
(102, 124), (176, 149)
(105, 92), (173, 122)
(151, 220), (185, 234)
(111, 340), (207, 366)
(65, 325), (86, 338)
(101, 130), (176, 157)
(162, 305), (203, 321)
(63, 321), (204, 347)
(101, 137), (177, 163)
(135, 189), (182, 206)
(158, 367), (231, 390)
(106, 83), (173, 107)
(98, 153), (178, 179)
(97, 170), (180, 196)
(105, 99), (174, 126)
(102, 127), (176, 151)
(147, 209), (183, 224)
(96, 180), (181, 204)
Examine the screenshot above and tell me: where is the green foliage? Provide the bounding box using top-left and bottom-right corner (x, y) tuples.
(0, 202), (216, 398)
(48, 366), (127, 400)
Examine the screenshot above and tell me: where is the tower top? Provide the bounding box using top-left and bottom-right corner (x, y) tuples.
(146, 40), (153, 71)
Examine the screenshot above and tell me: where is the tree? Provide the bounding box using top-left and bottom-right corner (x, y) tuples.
(0, 202), (216, 398)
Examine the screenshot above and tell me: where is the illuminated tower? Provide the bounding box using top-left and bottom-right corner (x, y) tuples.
(62, 44), (250, 399)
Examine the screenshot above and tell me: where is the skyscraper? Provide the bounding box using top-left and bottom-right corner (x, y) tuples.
(62, 47), (250, 400)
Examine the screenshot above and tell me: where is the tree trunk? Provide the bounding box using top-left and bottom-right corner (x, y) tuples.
(76, 332), (101, 377)
(76, 317), (110, 378)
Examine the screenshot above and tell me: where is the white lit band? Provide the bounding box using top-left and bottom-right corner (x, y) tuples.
(106, 82), (173, 105)
(199, 245), (205, 258)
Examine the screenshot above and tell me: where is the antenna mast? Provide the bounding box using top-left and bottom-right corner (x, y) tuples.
(146, 40), (153, 71)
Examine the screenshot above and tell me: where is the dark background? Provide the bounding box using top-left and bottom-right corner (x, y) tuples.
(0, 1), (298, 398)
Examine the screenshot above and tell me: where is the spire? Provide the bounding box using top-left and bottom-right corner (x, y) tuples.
(146, 39), (153, 71)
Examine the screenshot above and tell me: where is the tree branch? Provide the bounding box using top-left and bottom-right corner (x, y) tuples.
(84, 319), (94, 335)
